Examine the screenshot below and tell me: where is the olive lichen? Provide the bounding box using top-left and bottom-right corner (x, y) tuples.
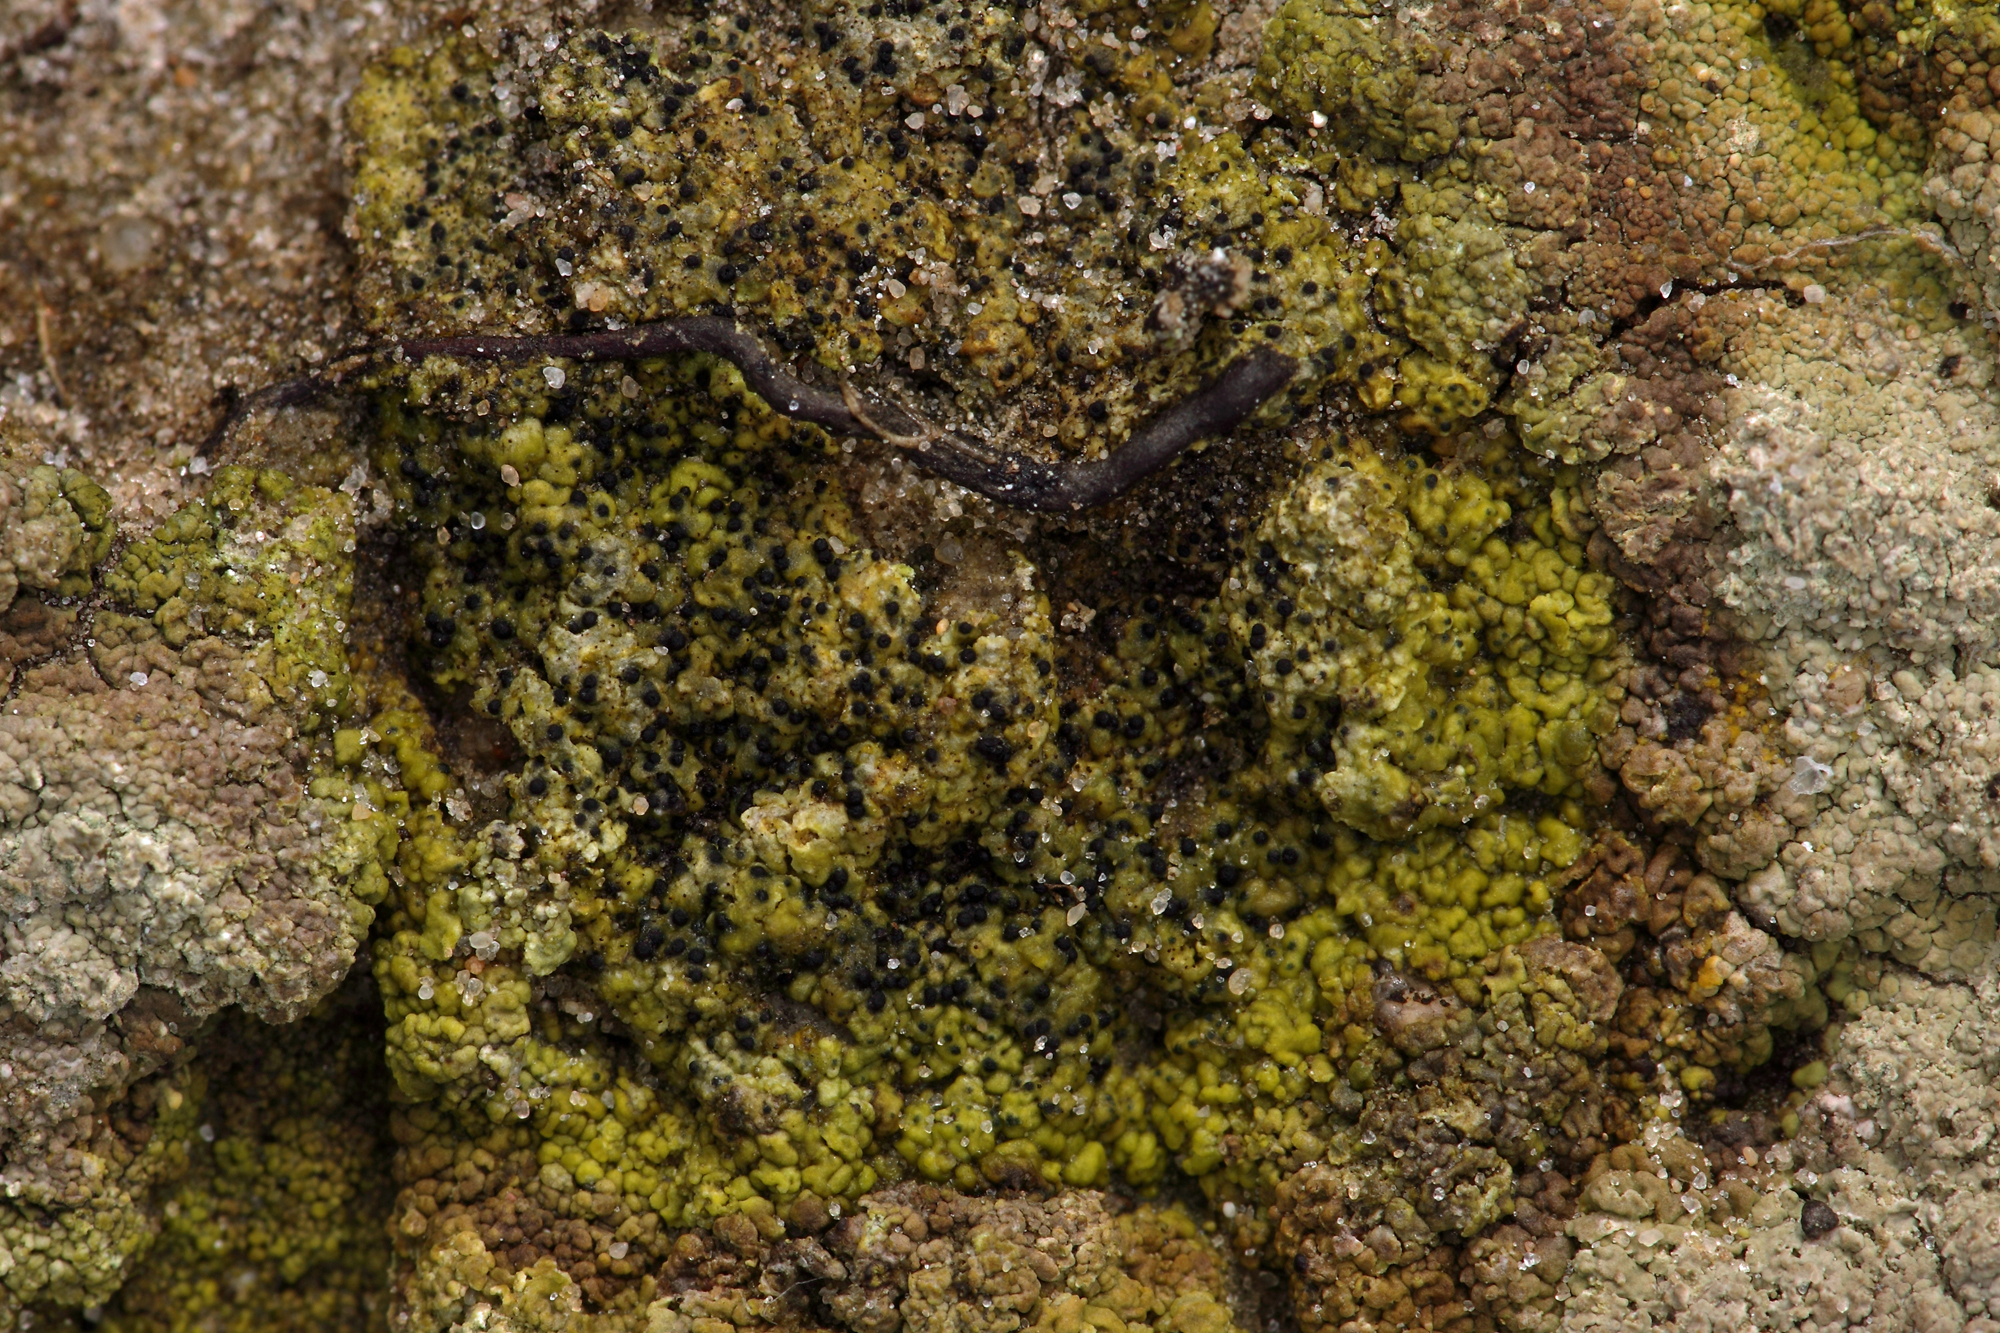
(344, 4), (1397, 477)
(17, 0), (2000, 1326)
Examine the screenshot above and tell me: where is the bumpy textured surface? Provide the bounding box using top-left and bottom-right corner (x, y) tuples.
(345, 3), (1391, 455)
(356, 346), (1612, 1318)
(396, 1185), (1241, 1333)
(0, 430), (393, 1312)
(73, 976), (399, 1333)
(10, 0), (2000, 1329)
(0, 454), (109, 618)
(1553, 962), (2000, 1333)
(1926, 8), (2000, 324)
(3, 464), (384, 1029)
(1709, 302), (2000, 971)
(1230, 441), (1619, 839)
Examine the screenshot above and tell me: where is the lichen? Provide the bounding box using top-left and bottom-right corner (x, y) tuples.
(1228, 434), (1621, 840)
(318, 1), (1882, 1325)
(60, 979), (397, 1333)
(100, 466), (359, 735)
(0, 1060), (204, 1317)
(0, 447), (113, 622)
(345, 10), (1394, 462)
(0, 463), (398, 1317)
(7, 466), (387, 1028)
(1257, 0), (1457, 169)
(349, 317), (1641, 1289)
(22, 0), (2000, 1324)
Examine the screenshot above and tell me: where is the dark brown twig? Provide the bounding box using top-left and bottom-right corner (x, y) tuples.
(203, 316), (1298, 512)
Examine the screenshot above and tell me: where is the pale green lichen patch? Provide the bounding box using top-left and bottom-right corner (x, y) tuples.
(1, 460), (397, 1041)
(103, 467), (359, 735)
(0, 460), (112, 612)
(0, 455), (411, 1324)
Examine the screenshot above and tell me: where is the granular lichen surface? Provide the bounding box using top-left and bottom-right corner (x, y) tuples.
(363, 342), (1616, 1222)
(11, 0), (2000, 1329)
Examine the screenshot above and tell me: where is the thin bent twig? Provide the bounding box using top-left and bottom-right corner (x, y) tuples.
(202, 315), (1299, 512)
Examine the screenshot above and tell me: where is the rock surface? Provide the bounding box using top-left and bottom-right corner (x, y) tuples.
(4, 0), (2000, 1330)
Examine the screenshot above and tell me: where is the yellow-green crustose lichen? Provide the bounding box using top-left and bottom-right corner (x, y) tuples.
(0, 1064), (208, 1320)
(100, 467), (359, 736)
(0, 459), (112, 614)
(354, 330), (1621, 1255)
(326, 1), (1652, 1278)
(1230, 441), (1619, 841)
(52, 984), (397, 1333)
(1255, 0), (1533, 429)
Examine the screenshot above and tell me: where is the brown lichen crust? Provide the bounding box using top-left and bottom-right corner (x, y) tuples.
(394, 1183), (1239, 1333)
